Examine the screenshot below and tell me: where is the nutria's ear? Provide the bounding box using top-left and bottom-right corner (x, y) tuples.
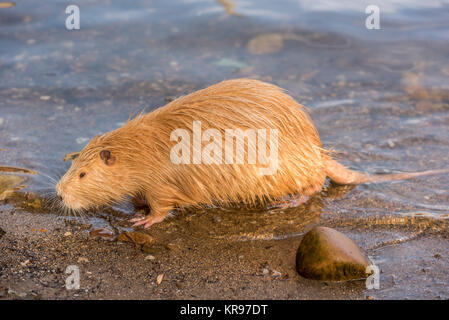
(100, 150), (116, 166)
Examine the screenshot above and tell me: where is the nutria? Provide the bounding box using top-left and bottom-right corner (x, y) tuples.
(56, 78), (448, 228)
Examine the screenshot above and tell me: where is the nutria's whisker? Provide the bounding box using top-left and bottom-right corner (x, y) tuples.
(37, 172), (59, 184)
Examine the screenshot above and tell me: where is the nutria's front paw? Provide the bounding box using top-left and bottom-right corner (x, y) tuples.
(130, 214), (165, 229)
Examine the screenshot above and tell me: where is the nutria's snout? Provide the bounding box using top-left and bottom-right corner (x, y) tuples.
(55, 180), (83, 210)
(55, 183), (63, 201)
(55, 182), (69, 208)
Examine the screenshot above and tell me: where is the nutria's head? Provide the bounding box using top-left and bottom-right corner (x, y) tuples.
(56, 134), (139, 211)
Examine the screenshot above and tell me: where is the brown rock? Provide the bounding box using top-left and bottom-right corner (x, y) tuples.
(296, 226), (372, 281)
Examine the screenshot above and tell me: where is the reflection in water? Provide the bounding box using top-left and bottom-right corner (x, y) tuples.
(0, 173), (26, 199)
(0, 2), (15, 9)
(0, 165), (37, 174)
(217, 0), (243, 17)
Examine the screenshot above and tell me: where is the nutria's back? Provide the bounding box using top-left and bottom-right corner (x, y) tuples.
(127, 78), (329, 206)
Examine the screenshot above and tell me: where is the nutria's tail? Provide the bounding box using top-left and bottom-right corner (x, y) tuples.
(326, 158), (449, 185)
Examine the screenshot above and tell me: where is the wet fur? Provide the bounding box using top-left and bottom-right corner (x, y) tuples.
(56, 78), (448, 225)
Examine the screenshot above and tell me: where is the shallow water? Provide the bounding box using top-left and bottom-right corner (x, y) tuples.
(1, 0), (449, 299)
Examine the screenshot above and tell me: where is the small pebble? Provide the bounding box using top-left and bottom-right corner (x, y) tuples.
(272, 270), (282, 278)
(156, 274), (164, 285)
(166, 243), (179, 251)
(8, 289), (26, 298)
(20, 260), (30, 267)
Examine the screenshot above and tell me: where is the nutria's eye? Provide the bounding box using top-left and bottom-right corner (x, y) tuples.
(79, 172), (86, 179)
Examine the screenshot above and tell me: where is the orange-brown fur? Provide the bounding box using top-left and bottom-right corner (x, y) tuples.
(56, 78), (448, 227)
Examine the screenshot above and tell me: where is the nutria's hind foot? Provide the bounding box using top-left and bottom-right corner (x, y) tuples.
(130, 212), (167, 229)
